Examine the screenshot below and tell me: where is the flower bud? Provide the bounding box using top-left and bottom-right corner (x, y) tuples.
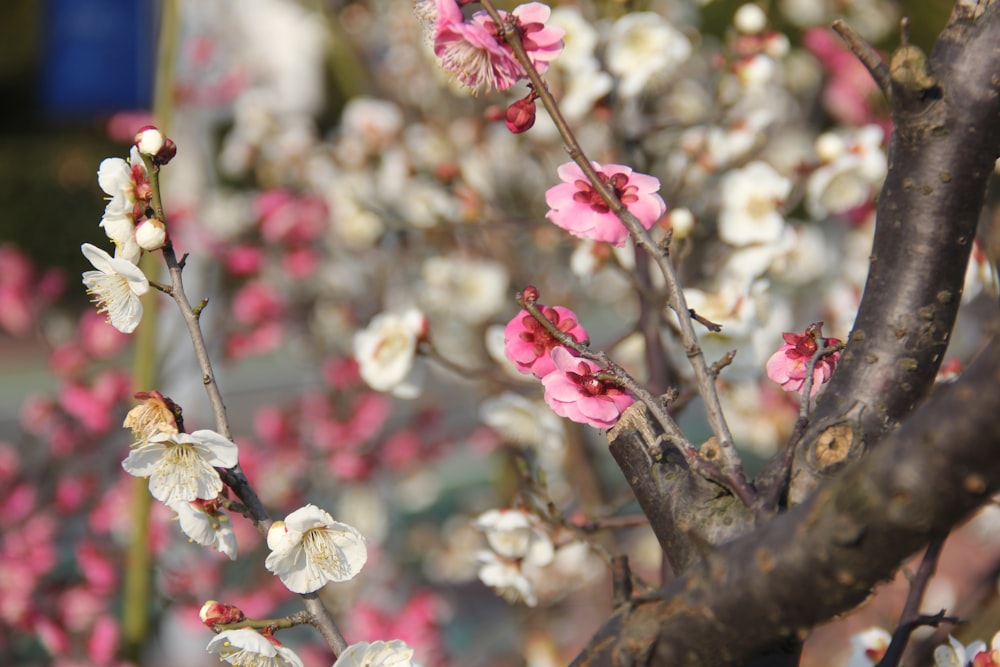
(134, 126), (165, 156)
(135, 218), (167, 252)
(504, 97), (536, 134)
(199, 600), (245, 628)
(133, 126), (177, 165)
(521, 285), (540, 304)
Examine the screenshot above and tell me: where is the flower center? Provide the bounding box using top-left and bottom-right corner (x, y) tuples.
(566, 361), (611, 397)
(303, 527), (352, 579)
(517, 307), (579, 357)
(571, 172), (639, 214)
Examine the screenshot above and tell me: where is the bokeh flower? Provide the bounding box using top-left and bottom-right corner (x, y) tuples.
(353, 308), (428, 399)
(334, 640), (416, 667)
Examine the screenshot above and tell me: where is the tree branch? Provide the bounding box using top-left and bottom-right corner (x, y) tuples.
(572, 337), (1000, 666)
(780, 0), (1000, 505)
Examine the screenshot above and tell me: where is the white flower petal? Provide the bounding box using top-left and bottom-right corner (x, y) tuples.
(265, 504), (368, 593)
(335, 640), (415, 667)
(206, 628), (304, 667)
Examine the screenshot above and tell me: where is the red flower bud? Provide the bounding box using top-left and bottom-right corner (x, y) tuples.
(504, 97), (536, 134)
(521, 285), (540, 304)
(199, 600), (245, 627)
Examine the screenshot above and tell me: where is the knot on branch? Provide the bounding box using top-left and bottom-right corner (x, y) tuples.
(806, 421), (861, 476)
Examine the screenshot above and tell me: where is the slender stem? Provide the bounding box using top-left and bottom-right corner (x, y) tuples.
(144, 158), (349, 656)
(832, 19), (891, 97)
(877, 537), (948, 667)
(480, 0), (748, 485)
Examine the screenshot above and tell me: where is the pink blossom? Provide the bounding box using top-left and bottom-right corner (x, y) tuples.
(541, 347), (634, 429)
(282, 246), (320, 279)
(224, 245), (264, 276)
(0, 483), (35, 523)
(322, 356), (361, 389)
(803, 28), (887, 128)
(504, 305), (588, 378)
(87, 615), (119, 662)
(433, 2), (564, 94)
(231, 280), (284, 325)
(765, 322), (843, 397)
(78, 309), (130, 359)
(255, 189), (328, 244)
(545, 161), (666, 247)
(348, 590), (445, 666)
(76, 541), (118, 594)
(225, 321), (284, 359)
(55, 475), (92, 513)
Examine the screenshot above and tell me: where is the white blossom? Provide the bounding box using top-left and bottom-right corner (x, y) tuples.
(81, 243), (149, 334)
(807, 125), (887, 219)
(420, 256), (509, 324)
(169, 500), (238, 560)
(354, 308), (428, 399)
(334, 640), (416, 667)
(605, 12), (691, 98)
(479, 392), (566, 461)
(846, 626), (890, 667)
(718, 161), (791, 246)
(121, 429), (238, 505)
(206, 628), (304, 667)
(265, 504), (367, 593)
(474, 509), (555, 606)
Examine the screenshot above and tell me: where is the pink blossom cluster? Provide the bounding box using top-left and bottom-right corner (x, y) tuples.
(428, 1), (564, 94)
(0, 244), (65, 336)
(219, 189), (330, 360)
(243, 356), (450, 486)
(765, 322), (843, 397)
(503, 297), (634, 429)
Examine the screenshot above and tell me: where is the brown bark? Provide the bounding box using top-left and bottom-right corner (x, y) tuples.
(578, 2), (1000, 664)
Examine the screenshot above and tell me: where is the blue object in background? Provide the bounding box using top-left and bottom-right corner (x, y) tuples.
(41, 0), (155, 117)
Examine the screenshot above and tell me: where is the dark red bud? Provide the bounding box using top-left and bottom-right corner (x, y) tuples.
(521, 285), (540, 304)
(155, 138), (178, 166)
(504, 97), (536, 134)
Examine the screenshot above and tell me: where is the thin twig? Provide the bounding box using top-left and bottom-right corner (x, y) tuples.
(143, 156), (349, 656)
(832, 19), (891, 96)
(877, 536), (950, 667)
(480, 0), (749, 488)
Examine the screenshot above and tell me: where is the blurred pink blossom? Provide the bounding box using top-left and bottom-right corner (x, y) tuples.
(282, 246), (320, 279)
(504, 305), (588, 378)
(803, 28), (886, 128)
(255, 189), (328, 244)
(86, 615), (120, 663)
(224, 244), (265, 276)
(545, 161), (666, 247)
(232, 280), (285, 325)
(541, 347), (634, 429)
(226, 321), (284, 359)
(765, 322), (842, 397)
(78, 309), (130, 359)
